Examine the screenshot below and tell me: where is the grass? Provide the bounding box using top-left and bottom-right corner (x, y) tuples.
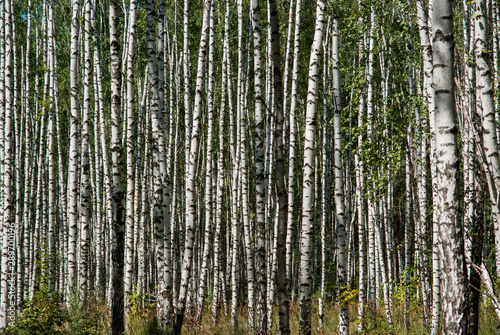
(181, 299), (499, 334)
(6, 292), (500, 334)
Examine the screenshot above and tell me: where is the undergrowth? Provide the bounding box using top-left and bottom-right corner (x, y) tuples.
(4, 290), (499, 334)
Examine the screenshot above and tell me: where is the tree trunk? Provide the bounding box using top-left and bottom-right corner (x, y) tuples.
(286, 0), (302, 286)
(332, 14), (349, 335)
(268, 0), (290, 332)
(252, 0), (267, 330)
(67, 0), (80, 295)
(124, 0), (137, 315)
(197, 0), (215, 321)
(298, 0), (326, 333)
(0, 0), (13, 328)
(172, 0), (211, 332)
(79, 0), (91, 298)
(432, 1), (468, 333)
(109, 0), (126, 332)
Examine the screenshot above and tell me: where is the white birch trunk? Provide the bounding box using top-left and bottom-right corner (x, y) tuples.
(124, 0), (137, 313)
(356, 10), (367, 330)
(417, 0), (433, 325)
(211, 1), (229, 321)
(252, 0), (267, 329)
(79, 0), (91, 298)
(47, 0), (57, 294)
(67, 0), (80, 295)
(332, 14), (349, 335)
(432, 1), (468, 332)
(172, 0), (211, 332)
(267, 0), (291, 331)
(146, 0), (168, 323)
(298, 1), (325, 333)
(109, 0), (126, 331)
(196, 0), (214, 320)
(286, 0), (302, 284)
(0, 0), (13, 328)
(366, 8), (377, 310)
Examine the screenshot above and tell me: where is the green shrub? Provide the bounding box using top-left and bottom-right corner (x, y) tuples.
(5, 288), (68, 335)
(126, 288), (163, 335)
(65, 294), (109, 335)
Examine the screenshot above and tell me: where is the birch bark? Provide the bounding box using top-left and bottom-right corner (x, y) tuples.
(0, 0), (13, 328)
(286, 0), (302, 283)
(67, 0), (80, 294)
(172, 0), (211, 332)
(252, 0), (267, 329)
(146, 0), (168, 323)
(79, 0), (92, 297)
(268, 0), (290, 331)
(211, 1), (229, 321)
(124, 0), (137, 313)
(356, 9), (367, 331)
(432, 1), (468, 332)
(299, 1), (326, 333)
(109, 0), (126, 332)
(197, 0), (214, 320)
(332, 14), (349, 335)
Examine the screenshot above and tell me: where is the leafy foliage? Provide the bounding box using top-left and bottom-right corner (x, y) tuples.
(5, 288), (68, 335)
(126, 288), (163, 335)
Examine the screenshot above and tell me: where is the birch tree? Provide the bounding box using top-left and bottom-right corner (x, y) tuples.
(286, 0), (302, 284)
(109, 0), (126, 332)
(332, 13), (349, 335)
(79, 0), (92, 297)
(432, 0), (468, 333)
(298, 0), (326, 333)
(251, 0), (267, 330)
(146, 0), (168, 323)
(124, 0), (137, 313)
(172, 0), (211, 332)
(0, 0), (13, 328)
(268, 0), (290, 331)
(67, 0), (80, 295)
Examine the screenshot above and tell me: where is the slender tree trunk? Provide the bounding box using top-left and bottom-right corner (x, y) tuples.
(211, 1), (229, 322)
(67, 0), (81, 295)
(366, 8), (377, 311)
(172, 0), (211, 332)
(0, 0), (13, 328)
(319, 23), (329, 327)
(146, 0), (168, 323)
(356, 9), (367, 330)
(79, 0), (92, 298)
(124, 0), (137, 315)
(426, 1), (441, 333)
(47, 0), (57, 294)
(196, 0), (215, 321)
(229, 4), (240, 325)
(183, 0), (191, 164)
(405, 129), (412, 332)
(95, 27), (111, 300)
(332, 14), (349, 335)
(298, 1), (326, 333)
(251, 0), (267, 330)
(286, 0), (302, 285)
(268, 0), (290, 332)
(417, 0), (434, 327)
(109, 0), (126, 332)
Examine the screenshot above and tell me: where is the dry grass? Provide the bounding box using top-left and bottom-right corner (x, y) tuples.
(178, 300), (499, 334)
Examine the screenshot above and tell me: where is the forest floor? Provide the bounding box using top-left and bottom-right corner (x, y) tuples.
(5, 290), (499, 335)
(181, 301), (499, 335)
